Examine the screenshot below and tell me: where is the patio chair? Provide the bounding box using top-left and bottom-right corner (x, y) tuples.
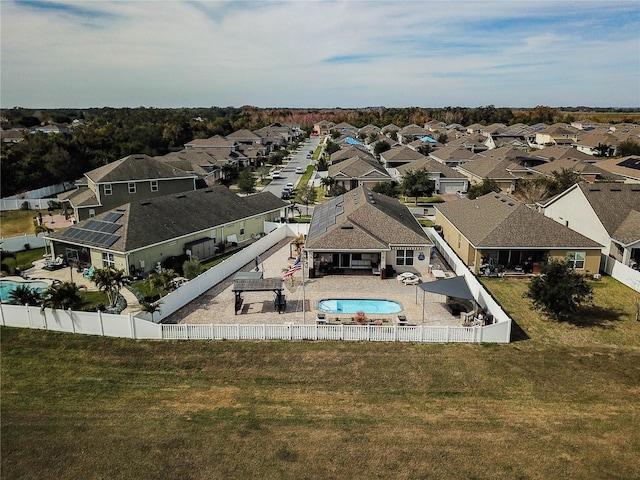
(316, 313), (327, 325)
(83, 266), (94, 278)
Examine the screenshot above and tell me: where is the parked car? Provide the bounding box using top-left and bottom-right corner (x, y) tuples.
(295, 167), (303, 174)
(281, 190), (292, 200)
(285, 182), (294, 190)
(270, 170), (283, 179)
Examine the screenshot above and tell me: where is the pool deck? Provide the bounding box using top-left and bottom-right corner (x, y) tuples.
(165, 239), (463, 327)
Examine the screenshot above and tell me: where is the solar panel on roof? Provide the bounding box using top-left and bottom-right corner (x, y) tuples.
(103, 212), (124, 223)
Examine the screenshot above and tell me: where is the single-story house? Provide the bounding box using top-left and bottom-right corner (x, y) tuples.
(396, 158), (469, 195)
(47, 186), (287, 276)
(305, 186), (433, 279)
(435, 193), (602, 275)
(538, 182), (640, 267)
(328, 156), (391, 191)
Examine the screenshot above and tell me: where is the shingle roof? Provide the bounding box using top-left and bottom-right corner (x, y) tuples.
(380, 146), (427, 163)
(329, 156), (390, 180)
(579, 183), (640, 243)
(306, 186), (431, 250)
(50, 187), (287, 253)
(58, 187), (99, 207)
(396, 158), (466, 178)
(85, 154), (195, 183)
(436, 193), (602, 249)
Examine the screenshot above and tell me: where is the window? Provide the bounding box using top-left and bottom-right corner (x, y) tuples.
(396, 249), (414, 266)
(457, 233), (462, 249)
(128, 182), (136, 194)
(102, 252), (115, 268)
(150, 180), (158, 192)
(104, 184), (112, 195)
(240, 221), (245, 236)
(566, 251), (586, 269)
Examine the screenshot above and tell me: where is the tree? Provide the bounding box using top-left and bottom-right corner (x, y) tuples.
(371, 181), (399, 198)
(436, 132), (448, 144)
(41, 281), (86, 311)
(467, 178), (500, 199)
(182, 256), (201, 280)
(373, 140), (391, 157)
(34, 223), (54, 236)
(296, 185), (317, 215)
(401, 168), (434, 204)
(525, 259), (593, 320)
(515, 177), (555, 204)
(320, 176), (336, 193)
(256, 165), (271, 183)
(551, 168), (581, 193)
(237, 168), (256, 194)
(324, 140), (340, 156)
(8, 284), (42, 306)
(416, 144), (432, 156)
(91, 267), (131, 308)
(149, 269), (177, 295)
(140, 300), (162, 323)
(616, 139), (640, 157)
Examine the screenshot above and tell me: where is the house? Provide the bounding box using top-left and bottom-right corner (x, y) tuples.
(573, 131), (620, 157)
(183, 135), (252, 168)
(330, 145), (376, 165)
(396, 158), (469, 195)
(59, 154), (198, 221)
(531, 124), (580, 149)
(155, 149), (225, 186)
(539, 183), (640, 267)
(429, 145), (482, 168)
(435, 193), (602, 275)
(305, 186), (433, 279)
(595, 156), (640, 183)
(398, 124), (429, 144)
(527, 158), (621, 183)
(328, 156), (391, 191)
(457, 157), (527, 194)
(314, 120), (335, 136)
(47, 186), (287, 276)
(379, 145), (427, 169)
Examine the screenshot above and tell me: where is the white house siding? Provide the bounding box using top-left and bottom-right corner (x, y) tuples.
(541, 187), (610, 255)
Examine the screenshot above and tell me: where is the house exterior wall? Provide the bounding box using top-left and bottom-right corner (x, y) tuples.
(435, 211), (479, 273)
(540, 187), (610, 255)
(547, 249), (601, 274)
(389, 245), (431, 277)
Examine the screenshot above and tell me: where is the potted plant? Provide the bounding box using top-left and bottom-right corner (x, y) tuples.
(353, 311), (368, 325)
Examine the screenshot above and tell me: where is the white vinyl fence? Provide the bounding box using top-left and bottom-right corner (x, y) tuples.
(1, 182), (75, 210)
(600, 254), (640, 292)
(0, 224), (511, 344)
(1, 234), (47, 252)
(426, 227), (512, 343)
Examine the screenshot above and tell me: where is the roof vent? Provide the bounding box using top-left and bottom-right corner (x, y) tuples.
(508, 202), (515, 206)
(610, 187), (622, 191)
(176, 194), (186, 198)
(589, 187), (600, 192)
(140, 201), (151, 206)
(341, 223), (354, 230)
(204, 188), (213, 193)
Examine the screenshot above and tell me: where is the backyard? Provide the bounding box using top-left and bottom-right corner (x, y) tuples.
(2, 274), (639, 479)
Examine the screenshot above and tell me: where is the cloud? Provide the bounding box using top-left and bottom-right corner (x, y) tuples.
(1, 0), (638, 108)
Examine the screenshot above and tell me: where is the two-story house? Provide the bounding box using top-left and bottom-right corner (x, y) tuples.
(59, 154), (197, 221)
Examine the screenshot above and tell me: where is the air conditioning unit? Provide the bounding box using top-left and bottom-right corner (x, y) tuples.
(592, 273), (602, 281)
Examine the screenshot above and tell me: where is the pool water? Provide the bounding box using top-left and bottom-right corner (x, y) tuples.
(317, 298), (402, 314)
(0, 280), (48, 301)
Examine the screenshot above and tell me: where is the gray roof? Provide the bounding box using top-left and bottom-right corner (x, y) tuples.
(85, 154), (196, 183)
(578, 183), (640, 244)
(397, 158), (466, 178)
(306, 186), (431, 251)
(49, 186), (287, 253)
(380, 146), (427, 163)
(435, 193), (602, 249)
(329, 156), (390, 180)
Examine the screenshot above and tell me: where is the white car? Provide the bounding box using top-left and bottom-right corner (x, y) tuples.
(270, 170), (283, 179)
(285, 182), (294, 190)
(295, 167), (303, 174)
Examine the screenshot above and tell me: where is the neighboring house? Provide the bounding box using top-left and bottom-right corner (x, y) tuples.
(573, 131), (620, 157)
(30, 123), (70, 135)
(314, 120), (335, 136)
(332, 122), (359, 137)
(532, 145), (596, 163)
(328, 156), (391, 191)
(47, 186), (287, 275)
(396, 158), (469, 195)
(435, 193), (602, 275)
(183, 135), (252, 167)
(595, 156), (640, 183)
(531, 124), (580, 149)
(457, 157), (528, 193)
(155, 150), (225, 186)
(305, 186), (433, 279)
(0, 128), (26, 144)
(379, 145), (427, 169)
(539, 183), (640, 267)
(59, 154), (198, 221)
(429, 145), (482, 168)
(330, 145), (376, 164)
(398, 124), (429, 144)
(527, 158), (621, 183)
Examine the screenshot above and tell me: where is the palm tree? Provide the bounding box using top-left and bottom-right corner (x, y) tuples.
(91, 267), (131, 308)
(8, 284), (42, 306)
(140, 300), (162, 323)
(149, 269), (177, 295)
(41, 281), (86, 311)
(320, 176), (336, 194)
(34, 223), (54, 236)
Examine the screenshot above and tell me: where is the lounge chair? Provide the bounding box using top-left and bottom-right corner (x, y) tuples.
(83, 266), (94, 278)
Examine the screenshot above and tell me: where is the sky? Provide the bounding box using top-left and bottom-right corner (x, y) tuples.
(1, 0), (639, 109)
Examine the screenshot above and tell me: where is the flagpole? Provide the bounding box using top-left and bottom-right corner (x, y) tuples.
(302, 250), (306, 325)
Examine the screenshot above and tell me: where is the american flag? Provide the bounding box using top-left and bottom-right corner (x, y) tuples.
(283, 255), (302, 277)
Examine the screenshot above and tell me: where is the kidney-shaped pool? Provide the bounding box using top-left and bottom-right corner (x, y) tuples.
(317, 298), (402, 315)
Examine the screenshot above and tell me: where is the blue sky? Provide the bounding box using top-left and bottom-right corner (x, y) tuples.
(1, 0), (638, 108)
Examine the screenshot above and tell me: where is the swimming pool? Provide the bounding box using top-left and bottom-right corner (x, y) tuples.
(0, 280), (48, 301)
(317, 298), (402, 315)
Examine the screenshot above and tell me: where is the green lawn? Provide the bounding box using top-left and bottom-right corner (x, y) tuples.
(0, 209), (66, 238)
(2, 275), (639, 479)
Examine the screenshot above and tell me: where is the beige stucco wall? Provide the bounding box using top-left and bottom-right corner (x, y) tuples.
(435, 211), (479, 272)
(547, 249), (601, 274)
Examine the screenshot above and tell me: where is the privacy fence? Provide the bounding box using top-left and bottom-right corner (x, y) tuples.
(1, 224), (513, 343)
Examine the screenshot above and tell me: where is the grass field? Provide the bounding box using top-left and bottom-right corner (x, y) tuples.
(2, 276), (640, 479)
(0, 209), (67, 238)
